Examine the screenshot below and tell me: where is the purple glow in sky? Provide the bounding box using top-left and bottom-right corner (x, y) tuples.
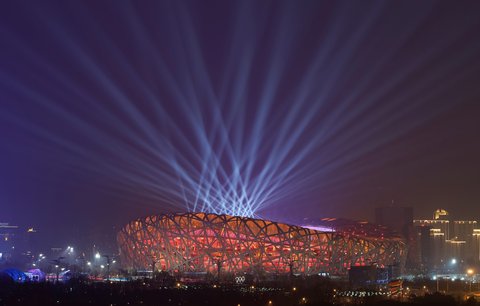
(1, 1), (480, 247)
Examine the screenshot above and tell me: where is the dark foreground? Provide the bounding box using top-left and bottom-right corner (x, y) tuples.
(0, 281), (479, 306)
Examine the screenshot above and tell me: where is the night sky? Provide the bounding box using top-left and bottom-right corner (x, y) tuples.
(1, 1), (480, 247)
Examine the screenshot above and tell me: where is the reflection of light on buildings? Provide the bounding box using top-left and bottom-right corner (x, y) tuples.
(414, 219), (450, 239)
(430, 228), (445, 267)
(453, 220), (477, 241)
(301, 225), (335, 232)
(472, 229), (480, 262)
(445, 239), (466, 262)
(413, 209), (480, 272)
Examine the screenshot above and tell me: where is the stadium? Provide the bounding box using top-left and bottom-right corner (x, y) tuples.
(118, 213), (406, 276)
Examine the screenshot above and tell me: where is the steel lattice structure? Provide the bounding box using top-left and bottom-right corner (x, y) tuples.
(118, 213), (406, 275)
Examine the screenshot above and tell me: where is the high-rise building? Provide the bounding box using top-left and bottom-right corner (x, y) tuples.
(413, 209), (480, 273)
(375, 206), (413, 238)
(413, 219), (450, 239)
(445, 239), (466, 263)
(374, 206), (417, 270)
(452, 221), (477, 241)
(472, 229), (480, 264)
(0, 222), (20, 262)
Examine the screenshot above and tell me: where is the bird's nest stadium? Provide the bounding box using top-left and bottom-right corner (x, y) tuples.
(117, 213), (406, 276)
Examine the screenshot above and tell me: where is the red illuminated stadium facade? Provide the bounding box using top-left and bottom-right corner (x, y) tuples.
(118, 213), (406, 276)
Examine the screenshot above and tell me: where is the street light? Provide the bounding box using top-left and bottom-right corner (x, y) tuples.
(51, 256), (65, 283)
(95, 252), (101, 259)
(102, 255), (113, 281)
(467, 269), (475, 292)
(433, 275), (440, 292)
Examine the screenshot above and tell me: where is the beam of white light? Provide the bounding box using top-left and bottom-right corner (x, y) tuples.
(2, 1), (480, 219)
